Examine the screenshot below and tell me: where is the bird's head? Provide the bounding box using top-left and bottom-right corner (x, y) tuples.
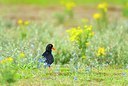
(46, 44), (55, 52)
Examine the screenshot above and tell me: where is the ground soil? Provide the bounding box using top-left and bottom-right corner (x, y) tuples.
(0, 4), (122, 23)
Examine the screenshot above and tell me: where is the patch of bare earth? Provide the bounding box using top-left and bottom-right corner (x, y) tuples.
(0, 4), (122, 23)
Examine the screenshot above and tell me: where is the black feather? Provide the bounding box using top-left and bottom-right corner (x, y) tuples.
(42, 44), (54, 67)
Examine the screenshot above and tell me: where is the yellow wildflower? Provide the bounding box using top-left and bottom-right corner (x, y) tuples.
(65, 2), (76, 10)
(98, 2), (108, 12)
(19, 52), (25, 58)
(66, 27), (83, 42)
(96, 47), (106, 57)
(17, 19), (23, 25)
(85, 42), (90, 47)
(86, 25), (92, 31)
(24, 20), (30, 25)
(8, 57), (13, 62)
(93, 13), (102, 20)
(89, 31), (95, 37)
(0, 59), (5, 64)
(0, 57), (13, 64)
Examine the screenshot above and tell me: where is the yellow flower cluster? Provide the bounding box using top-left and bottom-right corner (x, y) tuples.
(65, 2), (76, 10)
(19, 52), (25, 58)
(93, 13), (102, 20)
(66, 25), (94, 42)
(18, 19), (23, 25)
(89, 31), (94, 37)
(24, 21), (30, 25)
(85, 42), (90, 47)
(61, 0), (76, 11)
(98, 2), (108, 12)
(96, 47), (106, 57)
(17, 19), (30, 25)
(66, 27), (83, 42)
(85, 25), (94, 37)
(85, 25), (92, 31)
(67, 25), (94, 59)
(0, 57), (13, 64)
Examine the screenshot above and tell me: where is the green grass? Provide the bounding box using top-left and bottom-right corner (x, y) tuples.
(0, 0), (59, 6)
(7, 67), (128, 86)
(0, 18), (128, 85)
(0, 0), (127, 6)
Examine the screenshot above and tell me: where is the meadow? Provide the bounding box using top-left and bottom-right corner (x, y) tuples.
(0, 0), (127, 5)
(0, 0), (128, 86)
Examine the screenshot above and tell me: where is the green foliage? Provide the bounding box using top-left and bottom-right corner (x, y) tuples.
(54, 13), (66, 24)
(122, 2), (128, 17)
(54, 40), (72, 64)
(0, 0), (125, 5)
(0, 63), (17, 85)
(67, 25), (94, 61)
(93, 2), (108, 29)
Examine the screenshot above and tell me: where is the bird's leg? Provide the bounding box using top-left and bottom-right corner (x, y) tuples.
(48, 66), (51, 70)
(48, 66), (53, 75)
(48, 66), (50, 69)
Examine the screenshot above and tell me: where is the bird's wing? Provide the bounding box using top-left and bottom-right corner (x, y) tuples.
(42, 51), (49, 57)
(42, 52), (46, 57)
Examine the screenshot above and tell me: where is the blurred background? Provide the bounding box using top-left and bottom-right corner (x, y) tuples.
(0, 0), (127, 24)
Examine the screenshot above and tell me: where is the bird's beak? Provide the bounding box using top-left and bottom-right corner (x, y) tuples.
(52, 47), (56, 50)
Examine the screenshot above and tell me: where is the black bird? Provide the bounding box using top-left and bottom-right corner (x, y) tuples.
(42, 44), (55, 68)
